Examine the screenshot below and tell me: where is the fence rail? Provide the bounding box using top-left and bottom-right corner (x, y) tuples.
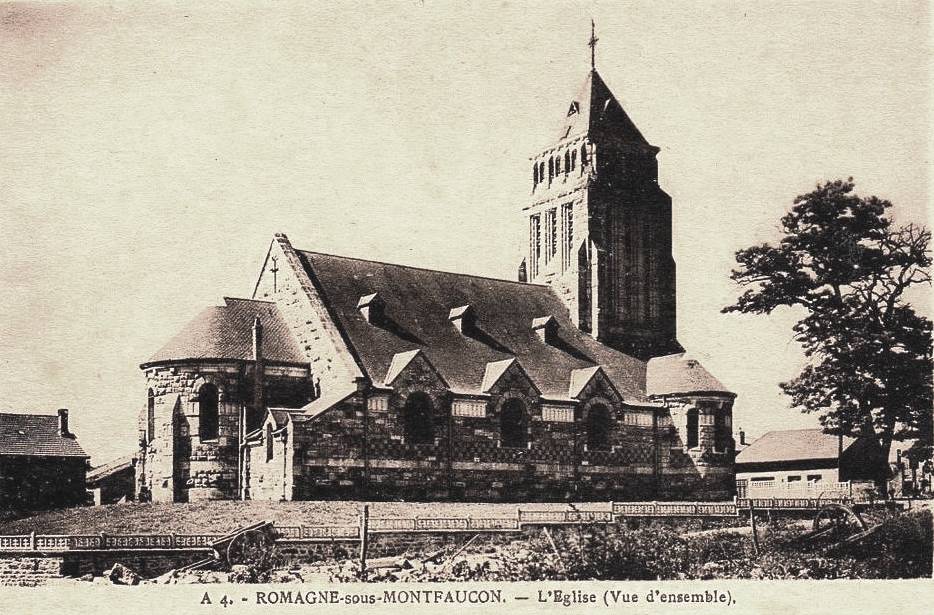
(0, 496), (867, 553)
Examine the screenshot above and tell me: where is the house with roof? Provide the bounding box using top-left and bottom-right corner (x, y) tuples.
(137, 41), (738, 503)
(734, 429), (887, 497)
(87, 454), (137, 505)
(0, 409), (89, 510)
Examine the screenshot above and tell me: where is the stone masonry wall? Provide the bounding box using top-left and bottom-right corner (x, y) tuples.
(140, 361), (309, 502)
(0, 456), (87, 511)
(0, 555), (63, 586)
(252, 235), (364, 392)
(277, 358), (728, 502)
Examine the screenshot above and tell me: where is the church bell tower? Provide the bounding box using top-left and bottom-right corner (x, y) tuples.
(521, 24), (682, 360)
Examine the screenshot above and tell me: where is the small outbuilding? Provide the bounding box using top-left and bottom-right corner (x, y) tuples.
(0, 409), (89, 510)
(735, 428), (886, 497)
(87, 454), (137, 505)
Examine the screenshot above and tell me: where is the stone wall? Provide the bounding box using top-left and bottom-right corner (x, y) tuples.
(245, 420), (290, 501)
(252, 234), (364, 391)
(0, 555), (63, 586)
(62, 550), (208, 578)
(263, 361), (733, 502)
(0, 456), (87, 510)
(139, 361), (309, 502)
(657, 395), (735, 500)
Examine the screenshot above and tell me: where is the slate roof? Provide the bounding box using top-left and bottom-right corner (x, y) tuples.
(646, 353), (733, 397)
(298, 250), (651, 401)
(0, 413), (88, 458)
(735, 429), (857, 466)
(557, 69), (651, 146)
(144, 297), (305, 366)
(87, 453), (135, 484)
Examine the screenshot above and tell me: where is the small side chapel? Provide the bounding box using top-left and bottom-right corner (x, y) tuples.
(137, 33), (737, 503)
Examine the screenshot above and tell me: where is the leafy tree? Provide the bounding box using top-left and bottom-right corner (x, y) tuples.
(724, 179), (932, 460)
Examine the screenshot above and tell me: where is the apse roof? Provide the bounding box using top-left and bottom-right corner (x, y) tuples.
(144, 297), (305, 366)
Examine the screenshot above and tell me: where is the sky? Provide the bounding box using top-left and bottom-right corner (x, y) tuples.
(0, 1), (929, 465)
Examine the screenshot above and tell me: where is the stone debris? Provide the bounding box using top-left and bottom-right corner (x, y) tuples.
(103, 563), (141, 586)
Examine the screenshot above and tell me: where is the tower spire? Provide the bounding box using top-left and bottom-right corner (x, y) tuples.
(588, 19), (599, 70)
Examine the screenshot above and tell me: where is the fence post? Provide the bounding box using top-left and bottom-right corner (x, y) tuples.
(100, 532), (106, 550)
(29, 531), (35, 551)
(516, 507), (522, 530)
(748, 503), (760, 557)
(358, 505), (369, 580)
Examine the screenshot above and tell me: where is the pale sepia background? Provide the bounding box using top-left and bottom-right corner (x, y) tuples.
(0, 0), (929, 470)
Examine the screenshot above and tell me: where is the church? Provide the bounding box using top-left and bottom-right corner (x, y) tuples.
(137, 38), (737, 503)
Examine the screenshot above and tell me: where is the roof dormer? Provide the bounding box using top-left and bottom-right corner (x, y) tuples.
(357, 292), (385, 325)
(449, 305), (476, 336)
(532, 315), (558, 345)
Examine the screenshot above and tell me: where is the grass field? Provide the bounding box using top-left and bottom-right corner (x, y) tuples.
(0, 501), (599, 535)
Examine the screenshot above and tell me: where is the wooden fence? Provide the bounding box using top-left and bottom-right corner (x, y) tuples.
(0, 496), (864, 553)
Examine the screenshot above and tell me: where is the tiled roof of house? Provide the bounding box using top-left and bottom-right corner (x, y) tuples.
(0, 412), (88, 458)
(646, 353), (732, 397)
(298, 250), (657, 401)
(144, 297), (305, 366)
(735, 429), (857, 466)
(87, 453), (135, 484)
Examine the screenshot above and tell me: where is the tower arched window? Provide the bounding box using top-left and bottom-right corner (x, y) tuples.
(714, 413), (729, 452)
(500, 399), (528, 448)
(548, 157), (554, 181)
(580, 144), (589, 166)
(198, 383), (219, 441)
(686, 407), (698, 449)
(564, 150), (571, 174)
(555, 155), (561, 175)
(403, 392), (434, 445)
(538, 162), (545, 184)
(571, 149), (577, 171)
(533, 163), (539, 186)
(587, 404), (610, 451)
(146, 388), (155, 444)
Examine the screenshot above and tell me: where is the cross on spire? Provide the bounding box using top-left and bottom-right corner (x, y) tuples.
(270, 256), (280, 293)
(588, 19), (599, 70)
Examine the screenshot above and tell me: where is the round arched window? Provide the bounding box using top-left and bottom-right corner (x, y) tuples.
(198, 383), (219, 441)
(403, 392), (434, 445)
(500, 399), (528, 448)
(587, 404), (610, 451)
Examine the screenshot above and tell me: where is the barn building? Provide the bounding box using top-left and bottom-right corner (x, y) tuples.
(137, 51), (738, 503)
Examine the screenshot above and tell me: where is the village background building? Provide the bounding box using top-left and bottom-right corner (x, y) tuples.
(734, 428), (887, 498)
(0, 410), (88, 510)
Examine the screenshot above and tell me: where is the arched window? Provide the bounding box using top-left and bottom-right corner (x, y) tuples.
(548, 157), (554, 181)
(587, 404), (610, 451)
(571, 149), (577, 171)
(533, 163), (539, 186)
(538, 161), (545, 183)
(555, 155), (561, 175)
(146, 389), (155, 443)
(714, 414), (729, 452)
(564, 150), (571, 173)
(686, 408), (698, 449)
(198, 383), (219, 441)
(266, 423), (274, 462)
(580, 143), (589, 166)
(500, 399), (528, 448)
(403, 392), (434, 445)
